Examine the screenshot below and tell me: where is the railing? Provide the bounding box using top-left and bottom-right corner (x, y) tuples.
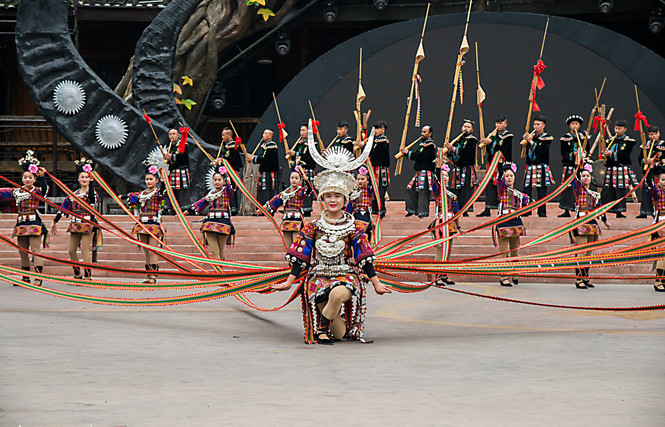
(0, 115), (81, 196)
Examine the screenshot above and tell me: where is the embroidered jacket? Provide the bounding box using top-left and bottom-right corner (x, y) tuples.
(127, 186), (166, 216)
(497, 178), (529, 212)
(190, 185), (234, 213)
(526, 132), (553, 165)
(487, 129), (513, 163)
(53, 186), (99, 223)
(330, 135), (355, 154)
(291, 137), (317, 170)
(267, 186), (311, 213)
(254, 140), (280, 173)
(0, 176), (49, 213)
(407, 139), (437, 172)
(605, 134), (635, 167)
(370, 134), (390, 167)
(450, 134), (477, 167)
(560, 131), (589, 166)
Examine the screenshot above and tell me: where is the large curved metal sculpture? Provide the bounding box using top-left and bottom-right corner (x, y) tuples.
(15, 0), (215, 197)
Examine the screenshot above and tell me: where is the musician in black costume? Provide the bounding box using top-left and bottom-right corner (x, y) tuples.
(637, 125), (665, 218)
(600, 119), (637, 218)
(219, 127), (244, 215)
(477, 115), (513, 217)
(400, 125), (438, 218)
(246, 129), (280, 206)
(164, 128), (191, 208)
(287, 123), (317, 216)
(369, 121), (390, 218)
(558, 115), (589, 217)
(444, 119), (477, 216)
(522, 115), (555, 217)
(328, 121), (355, 155)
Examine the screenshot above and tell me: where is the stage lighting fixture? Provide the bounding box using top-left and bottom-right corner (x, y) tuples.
(649, 12), (664, 33)
(323, 0), (338, 23)
(597, 0), (613, 14)
(275, 31), (291, 56)
(209, 83), (226, 113)
(373, 0), (388, 10)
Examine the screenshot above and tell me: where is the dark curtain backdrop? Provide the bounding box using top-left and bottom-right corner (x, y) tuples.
(249, 12), (665, 198)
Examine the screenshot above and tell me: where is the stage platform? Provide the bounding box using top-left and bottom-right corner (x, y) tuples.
(0, 278), (663, 426)
(0, 201), (658, 283)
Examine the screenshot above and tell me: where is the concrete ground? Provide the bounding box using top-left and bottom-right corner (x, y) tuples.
(1, 279), (664, 427)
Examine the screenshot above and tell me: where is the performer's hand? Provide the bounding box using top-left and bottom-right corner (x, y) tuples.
(36, 167), (46, 177)
(164, 153), (173, 161)
(445, 142), (454, 152)
(272, 275), (295, 291)
(480, 138), (490, 146)
(400, 147), (408, 155)
(603, 150), (611, 157)
(50, 223), (57, 236)
(286, 149), (295, 157)
(370, 276), (391, 295)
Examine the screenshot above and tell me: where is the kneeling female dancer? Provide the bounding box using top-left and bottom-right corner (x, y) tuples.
(126, 163), (165, 284)
(0, 151), (49, 286)
(272, 123), (390, 345)
(570, 162), (610, 289)
(51, 158), (101, 280)
(494, 162), (529, 287)
(186, 163), (235, 260)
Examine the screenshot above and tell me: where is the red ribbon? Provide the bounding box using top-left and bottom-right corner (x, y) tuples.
(634, 110), (650, 131)
(529, 60), (546, 112)
(178, 127), (189, 154)
(533, 60), (546, 90)
(234, 136), (241, 149)
(414, 73), (422, 127)
(142, 114), (151, 124)
(592, 115), (606, 134)
(312, 120), (320, 134)
(277, 122), (286, 142)
(532, 100), (540, 112)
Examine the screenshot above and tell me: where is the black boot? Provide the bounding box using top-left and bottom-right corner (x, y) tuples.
(575, 268), (587, 289)
(476, 208), (491, 217)
(434, 275), (455, 286)
(18, 266), (31, 286)
(558, 210), (571, 218)
(583, 268), (594, 288)
(73, 266), (82, 279)
(143, 264), (152, 284)
(33, 266), (43, 286)
(314, 315), (334, 345)
(84, 268), (92, 279)
(655, 269), (665, 292)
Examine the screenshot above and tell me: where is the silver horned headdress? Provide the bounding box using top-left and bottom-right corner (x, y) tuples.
(308, 119), (374, 202)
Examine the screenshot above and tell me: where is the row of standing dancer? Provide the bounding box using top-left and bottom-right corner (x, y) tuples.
(2, 114), (664, 292)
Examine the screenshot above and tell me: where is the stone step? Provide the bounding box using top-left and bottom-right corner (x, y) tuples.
(0, 202), (655, 283)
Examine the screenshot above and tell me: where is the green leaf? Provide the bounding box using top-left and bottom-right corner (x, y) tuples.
(181, 99), (198, 110)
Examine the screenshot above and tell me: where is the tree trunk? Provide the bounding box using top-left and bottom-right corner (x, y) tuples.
(116, 0), (298, 125)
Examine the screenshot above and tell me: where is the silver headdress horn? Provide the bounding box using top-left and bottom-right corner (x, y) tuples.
(307, 119), (374, 171)
(308, 119), (374, 202)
